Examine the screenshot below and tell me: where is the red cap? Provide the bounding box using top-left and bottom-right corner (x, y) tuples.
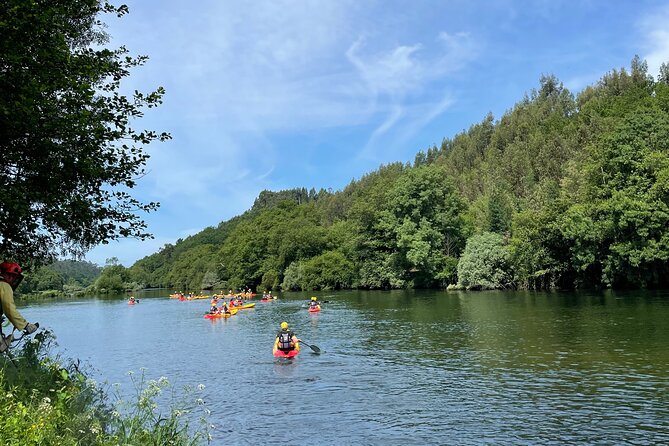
(0, 262), (22, 275)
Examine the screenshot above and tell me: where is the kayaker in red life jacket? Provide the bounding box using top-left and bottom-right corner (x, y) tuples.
(0, 262), (38, 352)
(229, 297), (236, 307)
(275, 322), (300, 352)
(235, 296), (243, 306)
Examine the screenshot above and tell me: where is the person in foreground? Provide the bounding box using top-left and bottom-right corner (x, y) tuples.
(273, 322), (300, 357)
(0, 262), (38, 352)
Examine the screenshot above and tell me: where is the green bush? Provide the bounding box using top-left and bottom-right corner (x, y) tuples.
(457, 232), (514, 290)
(0, 331), (210, 445)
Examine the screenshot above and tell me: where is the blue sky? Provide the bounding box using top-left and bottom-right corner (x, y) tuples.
(85, 0), (669, 266)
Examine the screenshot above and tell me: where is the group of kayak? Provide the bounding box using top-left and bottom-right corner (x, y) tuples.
(169, 288), (258, 301)
(204, 296), (256, 319)
(170, 290), (323, 358)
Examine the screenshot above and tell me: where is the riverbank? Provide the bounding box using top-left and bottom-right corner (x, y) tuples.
(0, 330), (208, 444)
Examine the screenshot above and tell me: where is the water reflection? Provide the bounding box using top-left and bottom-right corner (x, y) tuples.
(17, 289), (669, 445)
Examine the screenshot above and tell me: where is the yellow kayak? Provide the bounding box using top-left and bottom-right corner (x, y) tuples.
(231, 303), (256, 310)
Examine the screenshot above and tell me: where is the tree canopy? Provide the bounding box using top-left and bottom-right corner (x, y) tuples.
(0, 0), (168, 267)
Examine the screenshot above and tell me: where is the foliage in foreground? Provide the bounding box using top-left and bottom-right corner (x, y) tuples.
(0, 331), (209, 445)
(0, 0), (168, 266)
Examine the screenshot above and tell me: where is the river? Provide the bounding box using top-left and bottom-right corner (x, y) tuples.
(19, 289), (669, 445)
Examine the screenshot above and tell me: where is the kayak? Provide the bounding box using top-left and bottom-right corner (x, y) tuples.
(204, 308), (238, 319)
(128, 301), (137, 305)
(230, 303), (256, 309)
(308, 305), (321, 313)
(273, 343), (300, 358)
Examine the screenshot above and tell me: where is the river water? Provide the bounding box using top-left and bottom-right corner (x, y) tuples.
(19, 289), (669, 445)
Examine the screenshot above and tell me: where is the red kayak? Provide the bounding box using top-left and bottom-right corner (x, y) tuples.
(308, 305), (321, 313)
(273, 348), (300, 358)
(128, 301), (137, 305)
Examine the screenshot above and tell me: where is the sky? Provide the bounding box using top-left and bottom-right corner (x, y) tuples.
(85, 0), (669, 267)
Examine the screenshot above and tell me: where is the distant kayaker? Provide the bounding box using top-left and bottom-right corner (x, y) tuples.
(308, 296), (320, 309)
(0, 262), (38, 353)
(275, 322), (300, 353)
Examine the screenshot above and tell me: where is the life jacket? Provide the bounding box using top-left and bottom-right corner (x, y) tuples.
(309, 301), (319, 308)
(277, 330), (294, 350)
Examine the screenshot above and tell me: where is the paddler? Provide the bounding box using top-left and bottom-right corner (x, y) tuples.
(221, 301), (231, 315)
(274, 322), (300, 354)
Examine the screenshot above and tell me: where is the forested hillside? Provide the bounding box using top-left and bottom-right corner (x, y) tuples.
(19, 260), (102, 295)
(120, 56), (669, 291)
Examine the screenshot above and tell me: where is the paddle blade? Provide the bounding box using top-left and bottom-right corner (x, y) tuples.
(306, 343), (321, 354)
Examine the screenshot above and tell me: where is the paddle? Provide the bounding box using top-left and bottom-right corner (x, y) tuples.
(298, 340), (321, 354)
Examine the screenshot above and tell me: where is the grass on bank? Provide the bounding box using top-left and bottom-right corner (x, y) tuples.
(0, 330), (211, 445)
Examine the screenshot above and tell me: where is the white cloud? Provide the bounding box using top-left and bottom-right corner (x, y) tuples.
(639, 5), (669, 77)
(347, 38), (425, 98)
(91, 1), (481, 265)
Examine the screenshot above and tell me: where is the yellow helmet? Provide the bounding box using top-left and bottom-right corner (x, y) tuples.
(280, 322), (289, 330)
(311, 297), (317, 301)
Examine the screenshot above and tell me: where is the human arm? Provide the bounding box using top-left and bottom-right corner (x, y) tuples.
(0, 281), (28, 330)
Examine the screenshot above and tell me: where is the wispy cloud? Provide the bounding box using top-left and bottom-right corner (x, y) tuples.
(349, 30), (476, 161)
(639, 4), (669, 77)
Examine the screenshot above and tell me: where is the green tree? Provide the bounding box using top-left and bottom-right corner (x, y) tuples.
(0, 1), (168, 265)
(94, 263), (129, 293)
(19, 266), (65, 293)
(457, 232), (513, 290)
(377, 164), (467, 287)
(281, 261), (305, 291)
(559, 107), (669, 287)
(300, 251), (355, 290)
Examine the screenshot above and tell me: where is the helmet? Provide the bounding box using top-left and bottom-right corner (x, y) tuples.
(311, 297), (317, 301)
(0, 262), (22, 275)
(280, 322), (288, 330)
(1, 262), (24, 290)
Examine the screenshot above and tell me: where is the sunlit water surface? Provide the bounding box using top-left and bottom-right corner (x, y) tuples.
(20, 290), (669, 445)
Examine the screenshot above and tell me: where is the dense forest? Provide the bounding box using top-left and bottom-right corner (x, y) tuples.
(92, 56), (669, 292)
(18, 260), (102, 296)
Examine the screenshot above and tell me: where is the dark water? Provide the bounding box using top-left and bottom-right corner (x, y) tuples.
(19, 290), (669, 445)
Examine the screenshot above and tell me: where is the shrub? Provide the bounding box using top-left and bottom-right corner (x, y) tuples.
(457, 232), (513, 290)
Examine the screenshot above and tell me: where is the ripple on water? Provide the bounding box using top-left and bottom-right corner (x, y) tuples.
(22, 291), (669, 445)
